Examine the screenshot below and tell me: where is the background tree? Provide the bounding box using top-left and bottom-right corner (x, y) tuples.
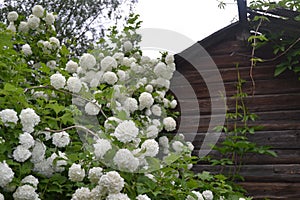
(0, 0), (138, 56)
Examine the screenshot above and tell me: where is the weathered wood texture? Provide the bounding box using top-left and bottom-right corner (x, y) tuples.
(174, 36), (300, 199)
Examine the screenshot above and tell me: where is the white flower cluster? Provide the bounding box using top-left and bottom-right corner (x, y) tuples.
(13, 184), (40, 200)
(19, 108), (40, 133)
(52, 131), (70, 148)
(68, 163), (85, 182)
(0, 161), (14, 187)
(186, 190), (214, 200)
(0, 108), (18, 126)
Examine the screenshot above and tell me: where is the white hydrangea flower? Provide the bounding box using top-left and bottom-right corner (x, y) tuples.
(0, 161), (14, 187)
(113, 52), (124, 63)
(27, 15), (40, 30)
(107, 193), (130, 200)
(19, 108), (40, 133)
(99, 171), (124, 194)
(123, 97), (138, 113)
(239, 198), (246, 200)
(152, 119), (161, 128)
(186, 142), (194, 151)
(113, 149), (139, 172)
(172, 141), (184, 153)
(151, 104), (162, 116)
(21, 175), (39, 189)
(21, 44), (33, 56)
(71, 187), (91, 200)
(103, 71), (118, 85)
(66, 60), (78, 73)
(45, 12), (55, 25)
(186, 191), (204, 200)
(85, 101), (101, 115)
(50, 73), (66, 90)
(136, 194), (151, 200)
(165, 54), (175, 65)
(202, 190), (213, 200)
(93, 139), (112, 159)
(170, 99), (177, 109)
(139, 92), (154, 110)
(146, 125), (159, 138)
(33, 158), (54, 178)
(154, 78), (170, 89)
(52, 151), (68, 172)
(113, 120), (139, 143)
(49, 37), (60, 49)
(52, 131), (70, 148)
(101, 56), (117, 71)
(7, 22), (16, 32)
(13, 145), (31, 162)
(163, 117), (176, 132)
(19, 132), (35, 149)
(0, 193), (3, 200)
(159, 136), (169, 148)
(68, 163), (85, 182)
(30, 140), (46, 163)
(67, 77), (82, 93)
(145, 85), (153, 93)
(88, 167), (103, 184)
(141, 139), (159, 157)
(117, 70), (126, 82)
(32, 5), (44, 18)
(79, 53), (96, 70)
(7, 11), (18, 22)
(90, 185), (106, 199)
(46, 60), (56, 69)
(18, 21), (29, 33)
(0, 108), (18, 126)
(123, 41), (133, 52)
(13, 185), (39, 200)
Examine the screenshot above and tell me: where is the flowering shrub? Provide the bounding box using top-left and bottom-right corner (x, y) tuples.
(0, 5), (250, 200)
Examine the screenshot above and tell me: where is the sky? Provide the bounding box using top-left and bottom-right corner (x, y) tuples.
(135, 0), (238, 42)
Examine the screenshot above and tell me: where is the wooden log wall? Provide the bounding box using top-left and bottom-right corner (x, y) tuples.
(174, 39), (300, 199)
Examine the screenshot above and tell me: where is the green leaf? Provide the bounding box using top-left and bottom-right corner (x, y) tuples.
(46, 103), (65, 115)
(274, 65), (287, 76)
(117, 110), (128, 120)
(163, 153), (181, 165)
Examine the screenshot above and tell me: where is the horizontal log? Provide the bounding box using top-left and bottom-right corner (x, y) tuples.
(190, 129), (300, 150)
(194, 149), (300, 165)
(171, 78), (300, 99)
(238, 182), (300, 199)
(192, 164), (300, 182)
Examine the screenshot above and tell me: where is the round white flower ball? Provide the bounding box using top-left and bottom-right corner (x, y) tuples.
(151, 104), (162, 116)
(0, 193), (4, 200)
(88, 167), (103, 184)
(50, 73), (66, 89)
(99, 171), (124, 194)
(13, 185), (39, 200)
(186, 191), (204, 200)
(79, 53), (96, 70)
(45, 12), (55, 25)
(146, 125), (159, 138)
(103, 71), (118, 85)
(123, 97), (138, 113)
(113, 149), (139, 172)
(19, 132), (35, 149)
(172, 141), (184, 153)
(141, 139), (159, 157)
(65, 60), (78, 73)
(7, 22), (16, 32)
(19, 108), (40, 133)
(0, 161), (14, 187)
(123, 41), (133, 52)
(18, 21), (29, 33)
(71, 187), (91, 200)
(170, 99), (177, 109)
(0, 109), (18, 126)
(32, 5), (44, 18)
(52, 131), (70, 148)
(165, 54), (175, 65)
(49, 37), (60, 48)
(84, 101), (100, 115)
(159, 136), (169, 147)
(107, 193), (130, 200)
(21, 44), (32, 56)
(117, 70), (126, 82)
(67, 76), (82, 93)
(68, 163), (85, 182)
(21, 175), (39, 189)
(46, 60), (56, 69)
(113, 120), (139, 143)
(13, 145), (31, 162)
(93, 139), (112, 159)
(27, 15), (40, 30)
(202, 190), (213, 200)
(163, 117), (176, 131)
(139, 92), (154, 110)
(7, 11), (18, 22)
(145, 85), (153, 93)
(101, 56), (117, 71)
